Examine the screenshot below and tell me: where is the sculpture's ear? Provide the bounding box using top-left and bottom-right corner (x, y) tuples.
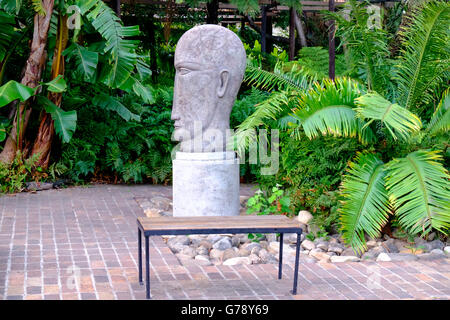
(217, 70), (229, 98)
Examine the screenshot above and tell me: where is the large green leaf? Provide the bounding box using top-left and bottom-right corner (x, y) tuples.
(385, 150), (450, 236)
(0, 10), (17, 62)
(0, 0), (22, 15)
(394, 0), (450, 113)
(63, 43), (98, 82)
(39, 97), (77, 143)
(292, 78), (374, 144)
(79, 0), (140, 89)
(427, 88), (450, 136)
(92, 94), (140, 122)
(0, 80), (35, 107)
(339, 152), (390, 255)
(45, 75), (67, 93)
(355, 93), (422, 140)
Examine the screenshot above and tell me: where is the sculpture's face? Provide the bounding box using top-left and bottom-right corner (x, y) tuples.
(171, 58), (218, 143)
(171, 25), (247, 152)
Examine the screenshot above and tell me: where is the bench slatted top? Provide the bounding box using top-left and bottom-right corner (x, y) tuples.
(137, 215), (302, 236)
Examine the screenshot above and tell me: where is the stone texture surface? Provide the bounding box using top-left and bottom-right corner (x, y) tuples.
(173, 152), (240, 217)
(0, 184), (449, 300)
(171, 25), (247, 153)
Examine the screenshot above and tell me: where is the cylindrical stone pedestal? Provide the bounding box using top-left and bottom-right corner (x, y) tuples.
(173, 151), (240, 217)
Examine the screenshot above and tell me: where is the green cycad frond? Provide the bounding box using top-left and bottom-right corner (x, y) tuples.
(355, 93), (422, 140)
(231, 91), (293, 156)
(245, 60), (314, 92)
(427, 88), (450, 136)
(386, 150), (450, 236)
(394, 0), (450, 113)
(292, 77), (374, 144)
(339, 152), (390, 255)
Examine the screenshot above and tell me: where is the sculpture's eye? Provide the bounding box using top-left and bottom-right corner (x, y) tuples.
(178, 68), (191, 75)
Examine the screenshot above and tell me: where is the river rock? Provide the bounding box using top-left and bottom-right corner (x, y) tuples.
(249, 253), (262, 264)
(231, 236), (240, 247)
(223, 257), (251, 266)
(309, 251), (330, 262)
(150, 196), (172, 211)
(197, 240), (212, 250)
(301, 239), (315, 251)
(213, 238), (232, 251)
(180, 246), (196, 258)
(167, 235), (190, 247)
(196, 245), (209, 256)
(430, 249), (445, 255)
(187, 235), (204, 246)
(265, 234), (277, 242)
(330, 256), (360, 263)
(207, 234), (223, 244)
(444, 246), (450, 254)
(223, 248), (238, 261)
(194, 255), (212, 265)
(341, 247), (358, 257)
(381, 238), (399, 253)
(376, 253), (419, 262)
(209, 248), (224, 260)
(238, 248), (251, 257)
(328, 245), (344, 255)
(250, 247), (261, 256)
(423, 240), (445, 252)
(258, 249), (277, 264)
(366, 240), (378, 248)
(297, 210), (313, 225)
(243, 242), (262, 252)
(315, 241), (329, 251)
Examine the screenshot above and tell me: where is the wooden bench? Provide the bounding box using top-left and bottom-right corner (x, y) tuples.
(137, 215), (303, 299)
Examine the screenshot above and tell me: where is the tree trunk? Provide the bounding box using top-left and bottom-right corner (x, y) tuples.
(0, 0), (55, 165)
(289, 8), (296, 61)
(293, 10), (307, 48)
(328, 0), (336, 80)
(30, 14), (68, 169)
(206, 0), (219, 24)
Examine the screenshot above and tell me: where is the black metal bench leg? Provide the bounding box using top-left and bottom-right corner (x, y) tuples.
(145, 235), (151, 299)
(291, 232), (301, 295)
(138, 229), (143, 285)
(278, 233), (283, 279)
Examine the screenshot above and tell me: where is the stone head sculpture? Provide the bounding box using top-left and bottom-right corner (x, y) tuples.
(171, 25), (247, 153)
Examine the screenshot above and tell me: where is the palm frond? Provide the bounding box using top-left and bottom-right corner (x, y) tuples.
(339, 152), (390, 255)
(245, 60), (314, 92)
(355, 93), (422, 140)
(394, 0), (450, 113)
(292, 77), (374, 144)
(427, 88), (450, 136)
(385, 150), (450, 236)
(231, 90), (292, 156)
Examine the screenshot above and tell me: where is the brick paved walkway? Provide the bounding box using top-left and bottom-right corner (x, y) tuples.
(0, 185), (449, 300)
